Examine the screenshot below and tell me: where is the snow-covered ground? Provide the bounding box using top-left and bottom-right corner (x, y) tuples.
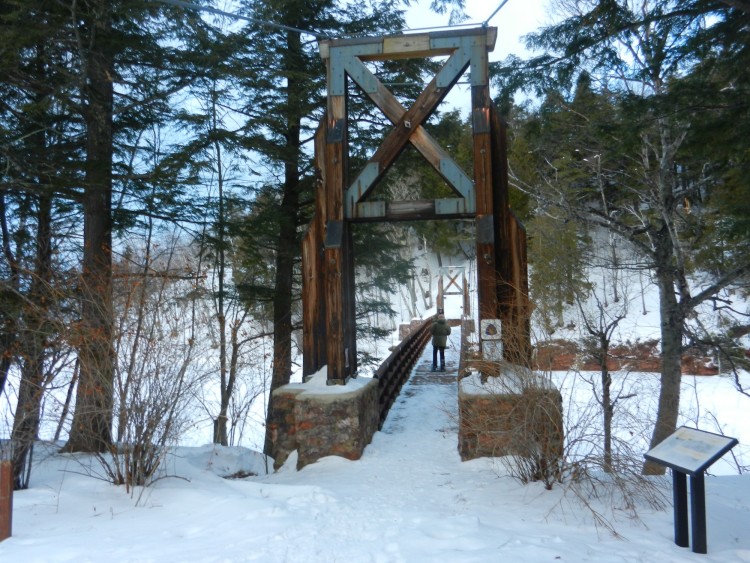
(2, 329), (749, 562)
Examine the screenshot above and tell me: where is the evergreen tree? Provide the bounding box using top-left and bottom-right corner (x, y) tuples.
(1, 0), (87, 482)
(1, 0), (218, 459)
(224, 0), (427, 454)
(495, 0), (750, 473)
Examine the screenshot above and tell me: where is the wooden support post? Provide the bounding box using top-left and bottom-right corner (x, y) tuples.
(473, 79), (497, 324)
(0, 460), (12, 542)
(323, 89), (353, 384)
(490, 105), (531, 366)
(343, 222), (357, 378)
(302, 123), (329, 379)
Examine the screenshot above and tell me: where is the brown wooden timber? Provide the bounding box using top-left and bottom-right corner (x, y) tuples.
(324, 95), (349, 384)
(0, 461), (11, 541)
(302, 122), (329, 378)
(491, 104), (511, 319)
(490, 105), (531, 365)
(351, 203), (474, 223)
(318, 27), (497, 61)
(508, 213), (531, 365)
(473, 84), (498, 322)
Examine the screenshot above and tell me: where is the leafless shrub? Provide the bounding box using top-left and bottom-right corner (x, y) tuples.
(555, 368), (669, 530)
(459, 359), (564, 490)
(460, 323), (668, 534)
(90, 239), (209, 491)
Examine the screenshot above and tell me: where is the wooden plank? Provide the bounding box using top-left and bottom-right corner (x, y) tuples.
(0, 461), (11, 541)
(342, 223), (357, 379)
(351, 200), (474, 223)
(476, 236), (498, 321)
(387, 199), (435, 217)
(324, 94), (348, 384)
(382, 34), (431, 56)
(472, 87), (493, 215)
(321, 27), (497, 62)
(489, 104), (531, 366)
(490, 104), (511, 318)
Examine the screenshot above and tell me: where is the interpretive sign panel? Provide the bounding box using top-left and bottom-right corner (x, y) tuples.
(644, 426), (738, 475)
(644, 426), (739, 554)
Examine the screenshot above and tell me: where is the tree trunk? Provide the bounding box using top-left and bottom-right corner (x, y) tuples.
(263, 27), (304, 457)
(643, 262), (684, 475)
(0, 187), (19, 400)
(64, 1), (115, 453)
(263, 172), (300, 455)
(601, 345), (613, 473)
(12, 192), (52, 489)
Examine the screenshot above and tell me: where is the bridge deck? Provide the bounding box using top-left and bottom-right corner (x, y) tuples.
(379, 326), (461, 441)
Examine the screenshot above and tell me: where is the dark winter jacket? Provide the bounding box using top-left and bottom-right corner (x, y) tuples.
(431, 318), (451, 347)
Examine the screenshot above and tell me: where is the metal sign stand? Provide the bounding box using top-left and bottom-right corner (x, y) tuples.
(644, 426), (738, 554)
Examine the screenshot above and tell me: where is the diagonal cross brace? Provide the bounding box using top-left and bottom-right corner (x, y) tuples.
(444, 271), (462, 291)
(345, 46), (471, 212)
(344, 55), (474, 205)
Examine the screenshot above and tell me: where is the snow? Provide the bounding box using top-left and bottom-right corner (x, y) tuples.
(2, 329), (749, 562)
(296, 365), (373, 395)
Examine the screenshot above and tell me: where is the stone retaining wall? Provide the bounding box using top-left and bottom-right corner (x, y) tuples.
(458, 367), (563, 463)
(269, 376), (379, 470)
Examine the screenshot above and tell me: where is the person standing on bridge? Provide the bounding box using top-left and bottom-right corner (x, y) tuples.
(431, 313), (451, 372)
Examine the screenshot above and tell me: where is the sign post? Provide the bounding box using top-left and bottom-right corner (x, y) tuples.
(0, 448), (12, 541)
(644, 426), (738, 554)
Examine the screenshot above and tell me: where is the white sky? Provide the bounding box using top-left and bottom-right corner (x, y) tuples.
(405, 0), (551, 60)
(403, 0), (551, 112)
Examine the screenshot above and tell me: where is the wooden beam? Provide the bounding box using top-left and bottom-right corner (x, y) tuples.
(302, 121), (328, 379)
(490, 104), (531, 366)
(351, 199), (474, 222)
(324, 92), (349, 384)
(318, 27), (497, 61)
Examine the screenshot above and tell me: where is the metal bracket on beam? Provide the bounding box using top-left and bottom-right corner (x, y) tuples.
(435, 198), (469, 216)
(436, 46), (470, 89)
(476, 214), (495, 244)
(344, 58), (379, 94)
(439, 158), (474, 200)
(346, 162), (380, 213)
(325, 220), (344, 248)
(327, 118), (345, 143)
(472, 107), (490, 134)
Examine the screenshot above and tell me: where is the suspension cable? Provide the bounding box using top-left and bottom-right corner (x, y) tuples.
(483, 0), (511, 27)
(148, 0), (331, 39)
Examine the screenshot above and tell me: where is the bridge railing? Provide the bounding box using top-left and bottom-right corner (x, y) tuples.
(373, 317), (433, 429)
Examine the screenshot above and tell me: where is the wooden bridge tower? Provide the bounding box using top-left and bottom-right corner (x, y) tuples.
(302, 27), (531, 384)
